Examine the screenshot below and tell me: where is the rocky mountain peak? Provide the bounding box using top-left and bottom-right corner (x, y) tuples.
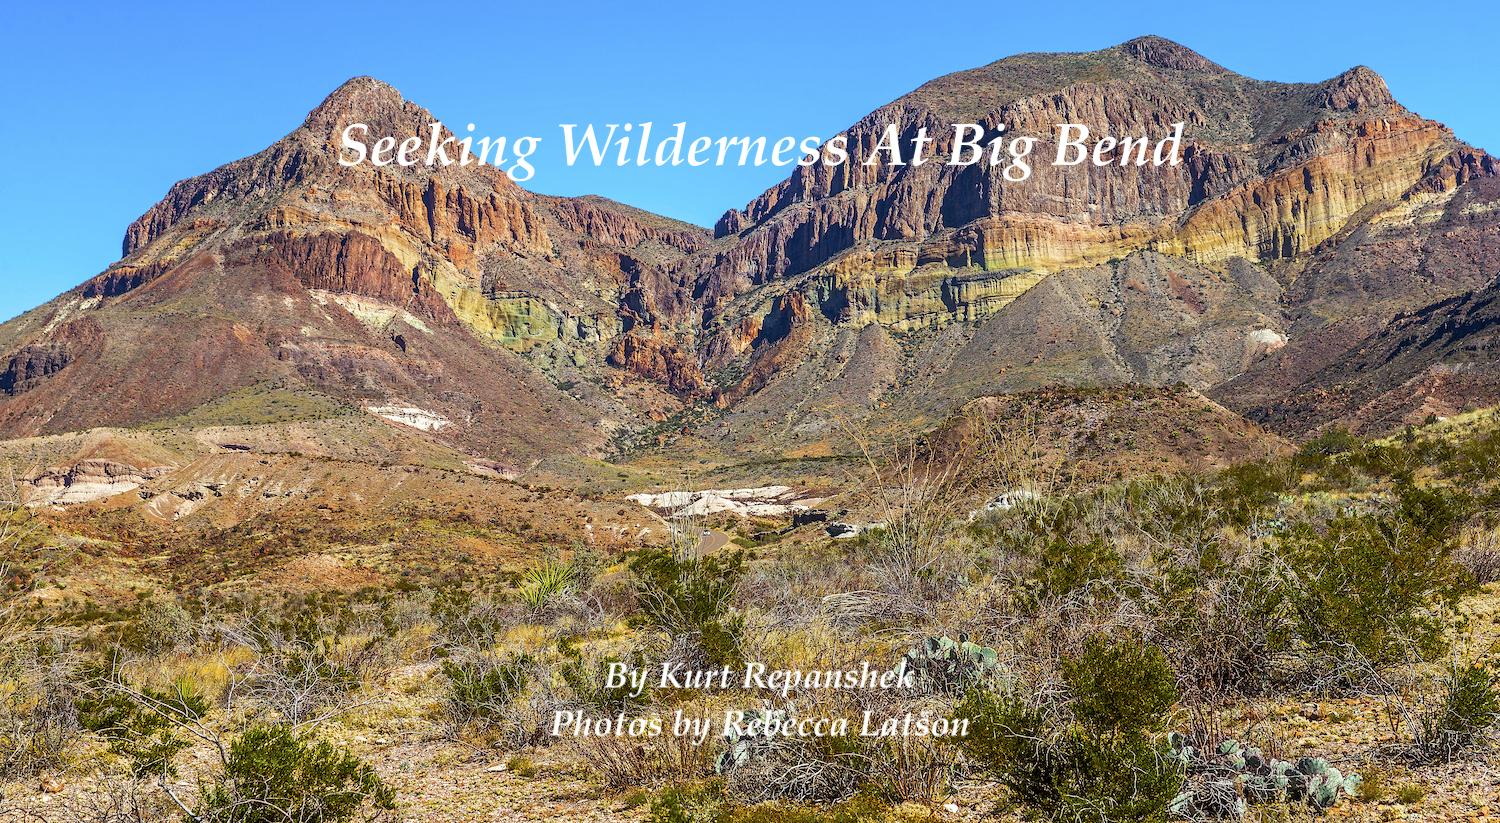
(307, 76), (406, 116)
(296, 76), (441, 154)
(1315, 65), (1398, 111)
(1116, 35), (1226, 73)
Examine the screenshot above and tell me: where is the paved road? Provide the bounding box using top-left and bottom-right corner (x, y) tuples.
(694, 529), (730, 554)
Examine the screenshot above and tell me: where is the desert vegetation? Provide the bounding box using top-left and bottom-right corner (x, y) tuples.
(5, 411), (1500, 821)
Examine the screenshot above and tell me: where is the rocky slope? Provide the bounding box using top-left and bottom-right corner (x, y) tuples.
(1213, 172), (1500, 432)
(1247, 267), (1500, 434)
(0, 78), (710, 466)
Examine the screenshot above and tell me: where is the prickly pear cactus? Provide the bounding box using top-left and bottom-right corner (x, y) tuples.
(901, 634), (1002, 694)
(715, 707), (789, 774)
(1168, 734), (1360, 817)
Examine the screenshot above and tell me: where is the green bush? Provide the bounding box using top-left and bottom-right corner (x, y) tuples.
(559, 641), (642, 713)
(1414, 661), (1500, 762)
(1062, 637), (1177, 737)
(118, 599), (197, 655)
(1298, 428), (1359, 462)
(1214, 459), (1297, 527)
(77, 674), (208, 777)
(196, 723), (395, 823)
(441, 653), (533, 729)
(648, 779), (728, 823)
(1279, 484), (1469, 677)
(955, 688), (1182, 822)
(1446, 424), (1500, 484)
(998, 497), (1123, 607)
(630, 547), (745, 668)
(954, 637), (1181, 821)
(429, 587), (501, 642)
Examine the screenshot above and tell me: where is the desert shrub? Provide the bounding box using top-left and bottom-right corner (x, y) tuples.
(571, 725), (717, 790)
(1456, 530), (1500, 585)
(231, 615), (378, 724)
(1346, 437), (1444, 483)
(860, 734), (956, 806)
(440, 652), (533, 730)
(1123, 489), (1295, 700)
(1062, 637), (1177, 736)
(841, 429), (985, 619)
(0, 630), (85, 777)
(956, 689), (1182, 822)
(719, 718), (869, 803)
(1412, 661), (1500, 762)
(77, 673), (208, 777)
(1214, 459), (1297, 528)
(956, 636), (1183, 822)
(1030, 535), (1122, 606)
(994, 496), (1123, 608)
(558, 640), (643, 713)
(427, 586), (520, 656)
(42, 775), (177, 822)
(1297, 428), (1360, 463)
(859, 518), (972, 619)
(1277, 484), (1469, 684)
(195, 723), (395, 823)
(1126, 477), (1227, 559)
(1147, 564), (1290, 701)
(117, 598), (197, 655)
(648, 779), (728, 823)
(630, 546), (745, 668)
(1446, 423), (1500, 484)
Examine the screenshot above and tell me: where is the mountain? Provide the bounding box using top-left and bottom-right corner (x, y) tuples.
(0, 77), (710, 469)
(2, 37), (1497, 492)
(693, 36), (1496, 454)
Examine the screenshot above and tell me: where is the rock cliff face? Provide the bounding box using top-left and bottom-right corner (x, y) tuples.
(25, 458), (173, 507)
(701, 39), (1486, 334)
(259, 231), (457, 321)
(0, 39), (1495, 466)
(0, 317), (103, 397)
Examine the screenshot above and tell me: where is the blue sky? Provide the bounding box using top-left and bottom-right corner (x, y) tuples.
(2, 0), (1497, 321)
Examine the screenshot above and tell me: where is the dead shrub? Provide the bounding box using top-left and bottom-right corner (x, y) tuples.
(565, 722), (716, 789)
(221, 616), (382, 725)
(0, 626), (86, 778)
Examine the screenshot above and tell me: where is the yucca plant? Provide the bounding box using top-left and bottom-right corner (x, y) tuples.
(518, 559), (578, 612)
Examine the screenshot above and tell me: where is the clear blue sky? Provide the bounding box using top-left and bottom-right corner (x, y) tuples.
(2, 0), (1497, 321)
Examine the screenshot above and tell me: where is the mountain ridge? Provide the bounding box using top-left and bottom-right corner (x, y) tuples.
(3, 36), (1497, 476)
